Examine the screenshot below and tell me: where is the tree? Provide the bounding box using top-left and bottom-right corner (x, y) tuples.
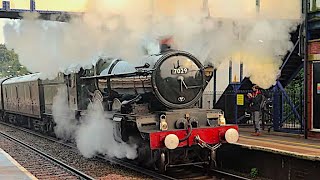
(284, 69), (304, 123)
(285, 69), (303, 95)
(0, 44), (29, 77)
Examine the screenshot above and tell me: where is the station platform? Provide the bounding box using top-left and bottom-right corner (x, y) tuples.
(0, 149), (37, 180)
(236, 127), (320, 161)
(217, 128), (320, 179)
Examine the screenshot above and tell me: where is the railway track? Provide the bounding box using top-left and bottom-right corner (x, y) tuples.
(164, 164), (252, 180)
(0, 121), (250, 180)
(0, 122), (174, 180)
(0, 130), (94, 180)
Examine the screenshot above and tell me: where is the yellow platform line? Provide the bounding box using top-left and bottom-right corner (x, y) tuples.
(240, 135), (320, 149)
(0, 149), (38, 180)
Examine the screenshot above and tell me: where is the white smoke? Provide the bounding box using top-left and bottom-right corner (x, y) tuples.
(3, 0), (301, 88)
(52, 87), (137, 159)
(75, 101), (137, 159)
(52, 86), (78, 140)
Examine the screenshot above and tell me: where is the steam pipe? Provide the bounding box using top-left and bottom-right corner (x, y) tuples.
(256, 0), (260, 14)
(229, 60), (232, 84)
(303, 0), (309, 139)
(240, 62), (243, 82)
(179, 123), (193, 142)
(202, 0), (210, 18)
(213, 68), (217, 107)
(30, 0), (36, 11)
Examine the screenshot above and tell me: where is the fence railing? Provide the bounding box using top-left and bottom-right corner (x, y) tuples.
(202, 89), (304, 133)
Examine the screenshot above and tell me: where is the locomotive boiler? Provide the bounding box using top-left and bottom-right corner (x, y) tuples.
(0, 44), (239, 172)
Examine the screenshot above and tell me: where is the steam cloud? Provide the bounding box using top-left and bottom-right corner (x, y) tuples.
(0, 0), (302, 159)
(52, 86), (78, 140)
(76, 100), (137, 159)
(53, 87), (137, 159)
(3, 0), (301, 88)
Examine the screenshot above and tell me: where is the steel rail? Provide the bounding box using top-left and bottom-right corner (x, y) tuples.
(0, 122), (176, 180)
(0, 122), (249, 180)
(192, 165), (251, 180)
(211, 169), (252, 180)
(0, 131), (95, 180)
(96, 155), (177, 180)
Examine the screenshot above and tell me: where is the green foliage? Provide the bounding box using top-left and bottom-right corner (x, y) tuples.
(0, 44), (29, 77)
(285, 69), (303, 94)
(283, 69), (304, 123)
(250, 168), (258, 178)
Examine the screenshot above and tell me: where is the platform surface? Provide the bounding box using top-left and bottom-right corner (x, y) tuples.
(0, 149), (37, 180)
(235, 127), (320, 161)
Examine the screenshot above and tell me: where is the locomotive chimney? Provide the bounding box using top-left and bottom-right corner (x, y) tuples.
(159, 36), (174, 53)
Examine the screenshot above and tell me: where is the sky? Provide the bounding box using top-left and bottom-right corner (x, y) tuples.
(0, 0), (88, 43)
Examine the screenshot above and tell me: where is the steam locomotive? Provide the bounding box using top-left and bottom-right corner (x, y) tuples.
(0, 44), (239, 172)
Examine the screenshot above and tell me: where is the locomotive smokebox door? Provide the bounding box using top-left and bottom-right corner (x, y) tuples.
(151, 51), (209, 109)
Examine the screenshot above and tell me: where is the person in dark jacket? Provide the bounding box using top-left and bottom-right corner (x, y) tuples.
(247, 85), (263, 136)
